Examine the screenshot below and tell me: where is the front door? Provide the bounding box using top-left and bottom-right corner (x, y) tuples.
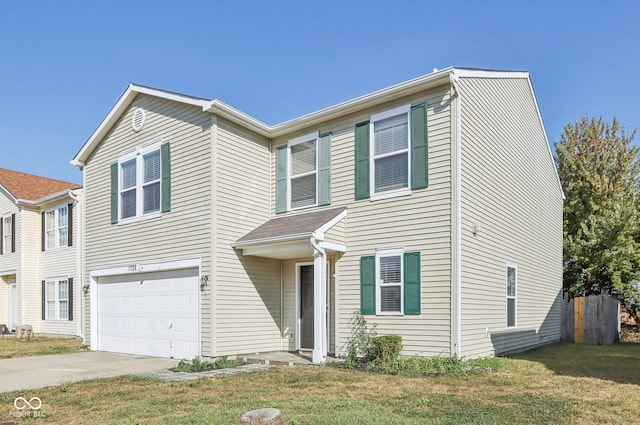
(299, 265), (314, 349)
(10, 281), (17, 331)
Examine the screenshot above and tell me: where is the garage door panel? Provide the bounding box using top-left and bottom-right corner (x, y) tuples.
(97, 268), (200, 359)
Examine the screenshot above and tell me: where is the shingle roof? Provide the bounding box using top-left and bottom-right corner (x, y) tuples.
(0, 168), (81, 202)
(236, 207), (347, 245)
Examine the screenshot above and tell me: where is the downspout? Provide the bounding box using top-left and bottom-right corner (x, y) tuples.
(310, 233), (327, 364)
(68, 188), (84, 344)
(450, 72), (462, 358)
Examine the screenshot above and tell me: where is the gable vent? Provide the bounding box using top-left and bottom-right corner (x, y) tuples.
(132, 108), (146, 132)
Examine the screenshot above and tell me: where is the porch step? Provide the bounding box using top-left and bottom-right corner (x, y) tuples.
(240, 351), (313, 367)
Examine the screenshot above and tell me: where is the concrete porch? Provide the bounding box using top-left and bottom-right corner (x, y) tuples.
(239, 351), (342, 367)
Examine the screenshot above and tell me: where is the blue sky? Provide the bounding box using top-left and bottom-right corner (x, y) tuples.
(1, 1), (638, 184)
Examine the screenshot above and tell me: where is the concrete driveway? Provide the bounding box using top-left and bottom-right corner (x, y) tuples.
(0, 352), (176, 393)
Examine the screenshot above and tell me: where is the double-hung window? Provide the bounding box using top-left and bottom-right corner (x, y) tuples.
(360, 249), (421, 315)
(371, 106), (410, 197)
(275, 132), (332, 213)
(289, 132), (318, 209)
(506, 265), (517, 328)
(111, 142), (171, 223)
(44, 278), (69, 320)
(44, 205), (69, 249)
(1, 214), (14, 254)
(355, 102), (428, 200)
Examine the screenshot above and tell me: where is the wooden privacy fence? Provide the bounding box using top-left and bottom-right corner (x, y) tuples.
(563, 294), (620, 345)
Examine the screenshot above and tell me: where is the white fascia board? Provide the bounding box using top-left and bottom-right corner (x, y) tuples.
(0, 185), (17, 203)
(71, 84), (212, 167)
(204, 100), (271, 137)
(90, 258), (201, 277)
(453, 68), (529, 79)
(0, 268), (17, 276)
(525, 77), (566, 200)
(318, 241), (346, 253)
(16, 189), (75, 206)
(314, 209), (348, 239)
(269, 67), (455, 138)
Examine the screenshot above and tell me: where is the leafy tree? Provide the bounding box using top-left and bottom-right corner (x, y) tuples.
(555, 116), (640, 322)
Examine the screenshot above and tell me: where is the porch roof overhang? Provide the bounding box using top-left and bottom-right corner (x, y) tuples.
(232, 207), (347, 260)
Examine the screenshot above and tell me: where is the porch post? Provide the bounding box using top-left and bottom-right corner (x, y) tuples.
(312, 249), (327, 364)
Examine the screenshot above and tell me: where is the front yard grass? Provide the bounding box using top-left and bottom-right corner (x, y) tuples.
(0, 336), (85, 359)
(1, 342), (638, 424)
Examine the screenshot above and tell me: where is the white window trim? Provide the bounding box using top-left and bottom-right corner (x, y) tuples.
(506, 264), (517, 328)
(45, 277), (69, 321)
(376, 247), (404, 316)
(44, 203), (68, 250)
(2, 214), (12, 255)
(118, 141), (162, 224)
(370, 104), (412, 201)
(287, 131), (319, 211)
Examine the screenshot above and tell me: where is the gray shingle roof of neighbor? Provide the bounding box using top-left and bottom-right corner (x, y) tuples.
(235, 207), (347, 245)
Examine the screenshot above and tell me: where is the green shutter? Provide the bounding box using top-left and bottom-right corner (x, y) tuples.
(410, 103), (428, 189)
(404, 251), (421, 314)
(110, 162), (118, 224)
(318, 132), (332, 206)
(360, 255), (376, 314)
(354, 121), (370, 199)
(41, 281), (46, 320)
(275, 144), (288, 213)
(161, 142), (171, 213)
(68, 278), (73, 321)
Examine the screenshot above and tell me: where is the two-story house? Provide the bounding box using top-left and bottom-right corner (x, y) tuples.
(71, 67), (564, 362)
(0, 168), (82, 337)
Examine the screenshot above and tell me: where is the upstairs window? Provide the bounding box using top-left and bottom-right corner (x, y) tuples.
(372, 106), (410, 195)
(275, 132), (332, 213)
(42, 204), (73, 250)
(355, 103), (428, 201)
(1, 214), (15, 254)
(111, 142), (171, 224)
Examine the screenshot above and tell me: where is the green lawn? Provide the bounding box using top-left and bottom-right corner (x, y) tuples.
(1, 342), (638, 424)
(0, 336), (85, 359)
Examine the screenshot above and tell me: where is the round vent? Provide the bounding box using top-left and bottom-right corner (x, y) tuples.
(132, 108), (146, 132)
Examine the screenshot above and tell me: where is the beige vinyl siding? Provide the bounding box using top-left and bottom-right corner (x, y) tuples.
(272, 86), (454, 357)
(82, 94), (214, 352)
(0, 191), (20, 328)
(39, 198), (79, 335)
(213, 118), (283, 356)
(458, 77), (563, 358)
(18, 208), (41, 331)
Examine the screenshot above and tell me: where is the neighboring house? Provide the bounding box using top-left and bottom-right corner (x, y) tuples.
(0, 168), (82, 337)
(71, 67), (564, 362)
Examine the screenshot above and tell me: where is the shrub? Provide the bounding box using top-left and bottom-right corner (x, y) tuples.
(345, 309), (377, 368)
(172, 356), (242, 372)
(370, 335), (402, 364)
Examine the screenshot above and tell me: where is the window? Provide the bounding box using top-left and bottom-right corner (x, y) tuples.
(275, 133), (332, 213)
(289, 133), (318, 209)
(371, 106), (410, 196)
(44, 278), (69, 320)
(354, 103), (428, 200)
(44, 205), (69, 249)
(1, 214), (13, 254)
(506, 265), (517, 328)
(111, 142), (171, 223)
(360, 249), (421, 315)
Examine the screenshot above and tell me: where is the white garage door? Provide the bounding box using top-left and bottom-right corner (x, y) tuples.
(97, 268), (199, 359)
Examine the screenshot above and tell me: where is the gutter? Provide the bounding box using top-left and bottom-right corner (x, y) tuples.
(15, 188), (81, 206)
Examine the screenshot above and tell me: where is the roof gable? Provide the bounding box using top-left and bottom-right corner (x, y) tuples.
(0, 168), (81, 202)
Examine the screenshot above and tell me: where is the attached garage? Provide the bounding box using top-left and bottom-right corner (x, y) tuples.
(95, 268), (199, 359)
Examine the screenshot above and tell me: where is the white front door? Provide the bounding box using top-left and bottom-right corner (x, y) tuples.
(96, 268), (199, 359)
(9, 281), (17, 331)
